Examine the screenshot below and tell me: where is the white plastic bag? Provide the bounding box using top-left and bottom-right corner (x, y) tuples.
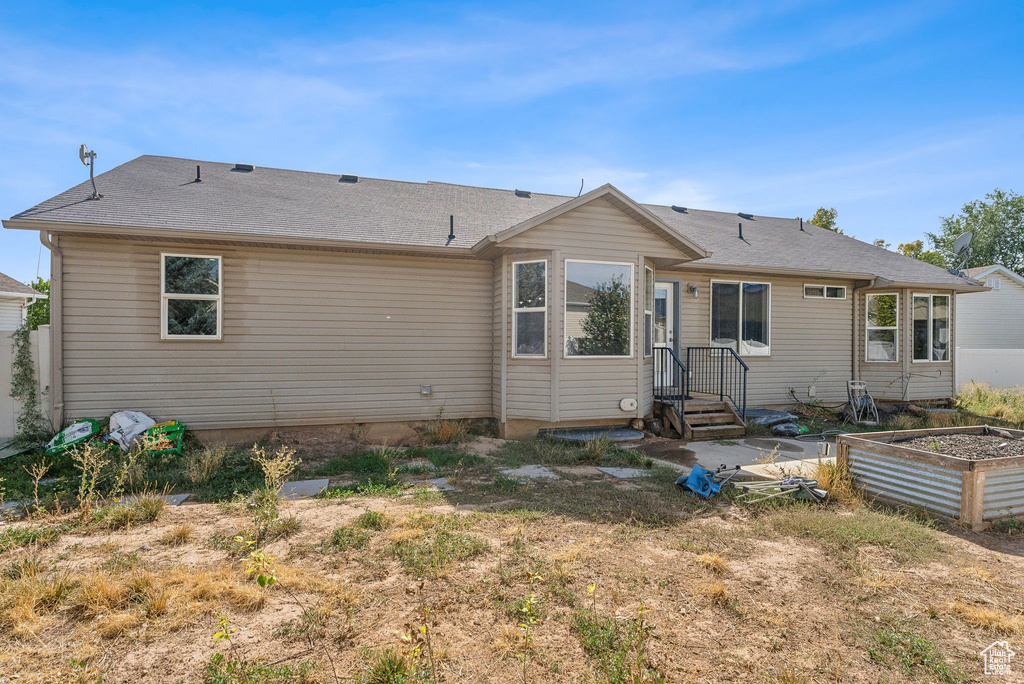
(107, 410), (157, 451)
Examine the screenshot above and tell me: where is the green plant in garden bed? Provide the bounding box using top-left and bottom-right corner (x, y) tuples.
(0, 525), (63, 553)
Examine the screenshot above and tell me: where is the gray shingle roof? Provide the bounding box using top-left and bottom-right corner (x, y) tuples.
(0, 272), (39, 297)
(7, 154), (979, 289)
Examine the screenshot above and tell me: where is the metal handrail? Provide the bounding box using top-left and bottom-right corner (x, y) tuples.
(685, 346), (748, 419)
(653, 347), (688, 422)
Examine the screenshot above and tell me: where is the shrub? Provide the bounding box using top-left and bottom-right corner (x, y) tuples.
(324, 527), (371, 552)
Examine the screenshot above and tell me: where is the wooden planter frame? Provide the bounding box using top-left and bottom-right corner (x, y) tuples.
(836, 425), (1024, 531)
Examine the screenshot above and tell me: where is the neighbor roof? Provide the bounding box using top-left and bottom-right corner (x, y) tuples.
(0, 272), (42, 299)
(5, 155), (982, 290)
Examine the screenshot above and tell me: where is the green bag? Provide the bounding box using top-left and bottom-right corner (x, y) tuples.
(45, 419), (103, 455)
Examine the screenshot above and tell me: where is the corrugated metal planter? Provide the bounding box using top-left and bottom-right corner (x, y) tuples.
(836, 426), (1024, 530)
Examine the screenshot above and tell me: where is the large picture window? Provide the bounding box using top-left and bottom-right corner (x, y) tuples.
(913, 294), (950, 362)
(512, 260), (547, 357)
(865, 293), (898, 362)
(564, 260), (633, 357)
(161, 253), (222, 339)
(710, 281), (770, 356)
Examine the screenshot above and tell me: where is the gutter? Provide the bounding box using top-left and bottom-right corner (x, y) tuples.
(38, 230), (63, 429)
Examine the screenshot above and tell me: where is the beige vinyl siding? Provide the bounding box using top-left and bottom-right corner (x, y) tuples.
(500, 198), (673, 423)
(0, 298), (25, 330)
(855, 288), (956, 402)
(955, 276), (1024, 349)
(660, 271), (855, 406)
(60, 235), (494, 430)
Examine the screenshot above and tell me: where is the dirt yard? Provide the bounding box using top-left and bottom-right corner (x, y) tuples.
(1, 436), (1023, 683)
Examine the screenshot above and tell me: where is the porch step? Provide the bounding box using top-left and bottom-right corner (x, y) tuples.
(685, 411), (737, 426)
(689, 424), (747, 441)
(684, 402), (730, 414)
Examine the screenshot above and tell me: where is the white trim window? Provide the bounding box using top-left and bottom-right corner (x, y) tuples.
(912, 293), (950, 362)
(644, 267), (654, 357)
(865, 293), (898, 362)
(161, 253), (222, 340)
(512, 260), (547, 357)
(804, 284), (846, 299)
(564, 259), (634, 358)
(710, 280), (770, 356)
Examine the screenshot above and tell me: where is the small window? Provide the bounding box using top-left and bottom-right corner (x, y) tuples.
(711, 280), (770, 356)
(865, 293), (898, 362)
(986, 277), (1001, 290)
(565, 260), (633, 357)
(913, 294), (950, 362)
(804, 284), (846, 299)
(161, 254), (222, 339)
(644, 267), (654, 357)
(513, 260), (547, 357)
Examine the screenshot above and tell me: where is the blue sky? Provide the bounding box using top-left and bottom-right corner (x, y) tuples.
(1, 1), (1022, 283)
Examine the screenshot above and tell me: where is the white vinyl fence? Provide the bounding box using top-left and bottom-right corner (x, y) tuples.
(955, 346), (1024, 391)
(1, 324), (51, 441)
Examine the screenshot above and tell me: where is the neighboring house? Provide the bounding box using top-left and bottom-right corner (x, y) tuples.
(2, 156), (985, 439)
(0, 272), (47, 441)
(956, 265), (1024, 389)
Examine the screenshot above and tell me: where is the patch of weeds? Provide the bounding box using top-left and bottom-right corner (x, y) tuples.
(324, 527), (371, 552)
(353, 510), (391, 530)
(356, 647), (418, 684)
(100, 551), (141, 573)
(391, 517), (488, 576)
(867, 628), (966, 683)
(712, 439), (740, 446)
(207, 532), (253, 557)
(306, 447), (395, 477)
(273, 605), (331, 640)
(92, 495), (166, 530)
(423, 410), (469, 444)
(490, 474), (523, 495)
(204, 653), (318, 683)
(993, 517), (1024, 534)
(572, 585), (664, 683)
(0, 525), (62, 553)
(498, 437), (646, 469)
(320, 472), (406, 500)
(767, 504), (941, 564)
(181, 446), (264, 503)
(404, 446), (483, 469)
(161, 524), (193, 547)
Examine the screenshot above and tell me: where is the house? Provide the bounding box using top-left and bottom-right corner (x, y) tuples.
(2, 155), (986, 440)
(956, 265), (1024, 389)
(0, 272), (47, 441)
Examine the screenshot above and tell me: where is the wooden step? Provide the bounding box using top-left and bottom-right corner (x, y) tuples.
(684, 402), (730, 414)
(686, 411), (738, 426)
(689, 424), (746, 441)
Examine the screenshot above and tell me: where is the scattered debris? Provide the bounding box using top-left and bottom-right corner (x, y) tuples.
(771, 422), (802, 437)
(735, 477), (827, 504)
(45, 419), (102, 455)
(106, 410), (157, 450)
(744, 408), (799, 427)
(676, 464), (740, 499)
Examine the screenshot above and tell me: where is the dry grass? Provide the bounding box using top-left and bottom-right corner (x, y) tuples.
(160, 524), (193, 547)
(695, 553), (730, 574)
(814, 456), (861, 505)
(950, 601), (1024, 636)
(701, 579), (730, 606)
(957, 381), (1024, 425)
(423, 416), (469, 444)
(892, 414), (921, 430)
(184, 445), (226, 486)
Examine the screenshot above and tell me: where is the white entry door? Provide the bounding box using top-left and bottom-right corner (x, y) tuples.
(654, 282), (676, 386)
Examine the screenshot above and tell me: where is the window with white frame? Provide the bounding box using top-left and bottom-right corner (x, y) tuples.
(985, 277), (1001, 290)
(912, 294), (950, 362)
(644, 267), (654, 357)
(865, 293), (898, 362)
(512, 260), (547, 357)
(710, 281), (770, 356)
(564, 260), (633, 357)
(804, 284), (846, 299)
(161, 254), (222, 339)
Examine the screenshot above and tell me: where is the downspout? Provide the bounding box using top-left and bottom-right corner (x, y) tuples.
(39, 230), (63, 428)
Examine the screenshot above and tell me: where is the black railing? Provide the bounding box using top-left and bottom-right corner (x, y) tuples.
(685, 346), (749, 419)
(653, 347), (688, 420)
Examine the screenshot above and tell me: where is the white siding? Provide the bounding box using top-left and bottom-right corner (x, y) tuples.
(956, 276), (1024, 349)
(60, 236), (494, 430)
(0, 298), (25, 331)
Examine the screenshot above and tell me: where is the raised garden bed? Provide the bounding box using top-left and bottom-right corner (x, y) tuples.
(836, 425), (1024, 530)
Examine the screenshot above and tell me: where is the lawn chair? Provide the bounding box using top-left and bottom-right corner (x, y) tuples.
(676, 464), (740, 499)
(847, 380), (879, 425)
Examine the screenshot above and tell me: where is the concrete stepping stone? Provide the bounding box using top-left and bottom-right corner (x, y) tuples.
(410, 477), (456, 492)
(280, 479), (329, 500)
(401, 458), (437, 472)
(596, 467), (650, 479)
(499, 465), (560, 482)
(118, 493), (192, 506)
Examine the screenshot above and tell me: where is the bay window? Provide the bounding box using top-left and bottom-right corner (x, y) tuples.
(913, 294), (950, 362)
(710, 280), (770, 356)
(512, 260), (547, 357)
(565, 260), (633, 357)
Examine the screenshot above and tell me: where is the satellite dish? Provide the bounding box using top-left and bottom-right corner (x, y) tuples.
(77, 144), (100, 199)
(949, 231), (974, 275)
(79, 144), (91, 166)
(952, 231), (973, 257)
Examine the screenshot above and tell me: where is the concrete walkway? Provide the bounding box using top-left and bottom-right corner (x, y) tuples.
(685, 436), (835, 480)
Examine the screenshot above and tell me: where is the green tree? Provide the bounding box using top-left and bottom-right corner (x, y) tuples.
(809, 207), (841, 233)
(578, 276), (631, 356)
(25, 277), (49, 330)
(926, 189), (1024, 272)
(872, 238), (891, 250)
(897, 240), (946, 268)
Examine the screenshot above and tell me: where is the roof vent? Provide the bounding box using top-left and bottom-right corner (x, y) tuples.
(514, 189), (530, 198)
(232, 163), (255, 173)
(738, 212), (754, 220)
(339, 174), (358, 183)
(671, 205), (687, 213)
